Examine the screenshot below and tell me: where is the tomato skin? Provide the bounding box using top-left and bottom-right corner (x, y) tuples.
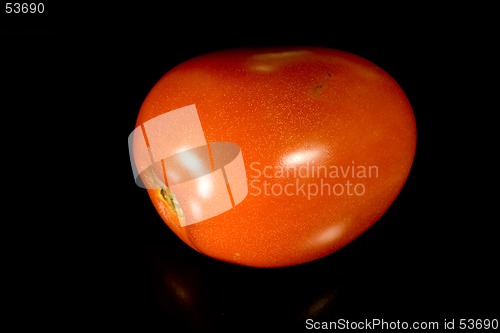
(135, 46), (417, 268)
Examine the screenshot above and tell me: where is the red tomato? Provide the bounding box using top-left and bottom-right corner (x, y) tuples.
(130, 46), (416, 268)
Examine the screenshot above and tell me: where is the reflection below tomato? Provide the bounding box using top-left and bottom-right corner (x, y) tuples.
(143, 242), (350, 331)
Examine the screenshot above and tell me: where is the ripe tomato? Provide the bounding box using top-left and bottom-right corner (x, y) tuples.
(130, 46), (416, 268)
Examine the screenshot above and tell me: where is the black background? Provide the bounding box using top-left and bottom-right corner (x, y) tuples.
(2, 4), (498, 332)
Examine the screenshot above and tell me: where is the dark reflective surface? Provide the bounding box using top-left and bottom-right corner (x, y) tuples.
(3, 9), (498, 332)
(112, 30), (499, 329)
(128, 169), (499, 331)
(143, 242), (347, 331)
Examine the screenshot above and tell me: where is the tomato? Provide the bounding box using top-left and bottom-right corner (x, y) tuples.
(129, 46), (416, 268)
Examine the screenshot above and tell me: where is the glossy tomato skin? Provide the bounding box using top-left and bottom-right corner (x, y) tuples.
(135, 46), (416, 268)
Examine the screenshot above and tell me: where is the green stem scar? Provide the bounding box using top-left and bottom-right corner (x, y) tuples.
(160, 187), (185, 218)
(142, 166), (185, 218)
